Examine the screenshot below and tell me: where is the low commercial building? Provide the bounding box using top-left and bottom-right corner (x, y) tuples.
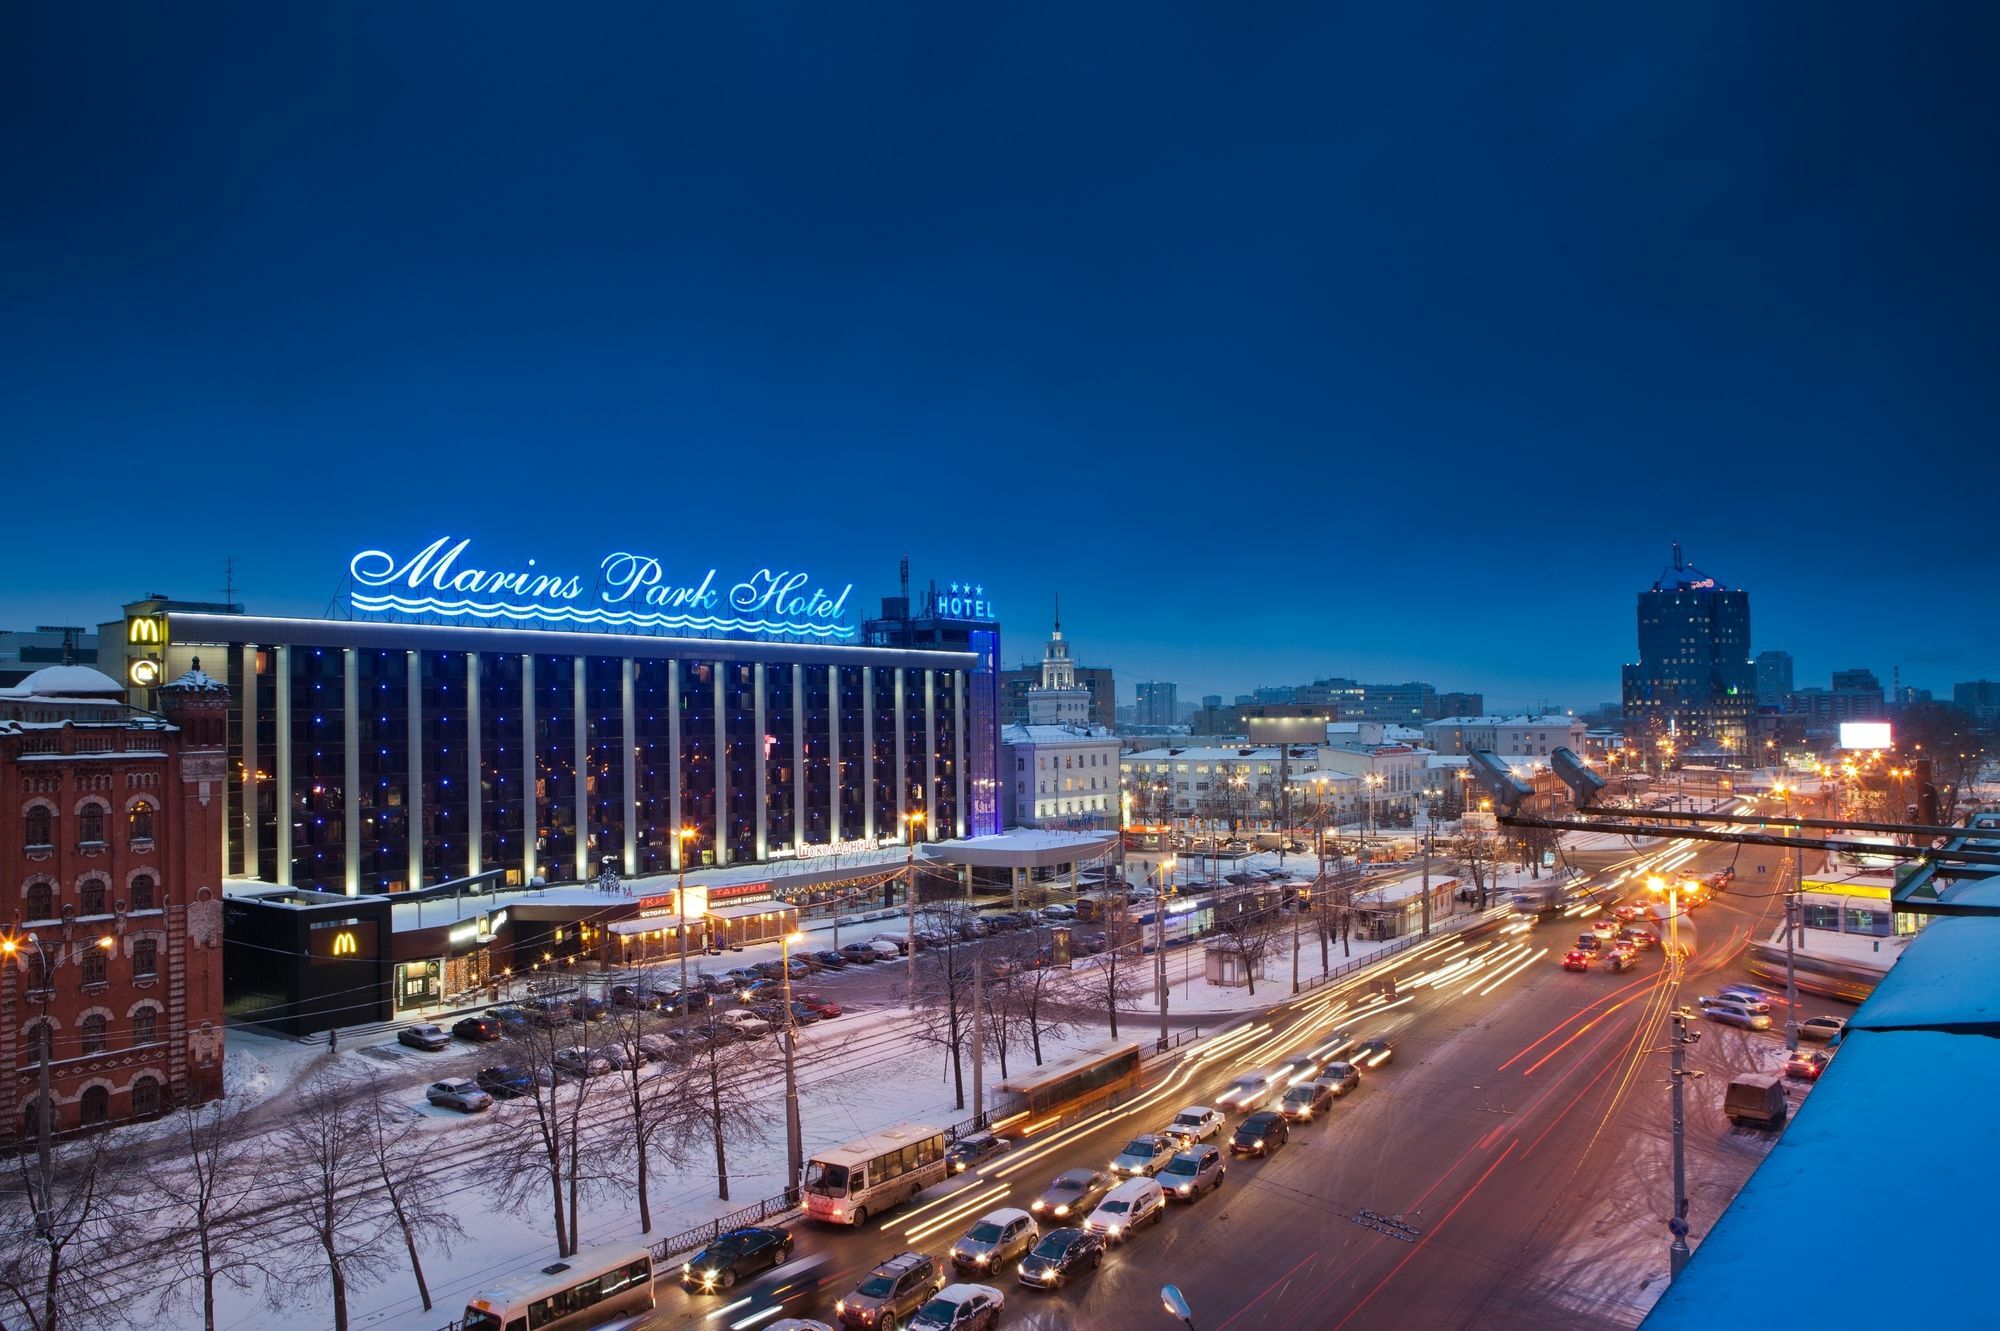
(1422, 714), (1588, 759)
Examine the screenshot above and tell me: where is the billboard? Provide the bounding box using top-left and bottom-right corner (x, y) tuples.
(1839, 722), (1893, 751)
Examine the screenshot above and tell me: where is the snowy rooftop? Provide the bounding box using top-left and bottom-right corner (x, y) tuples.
(1123, 746), (1290, 762)
(1002, 723), (1116, 744)
(0, 664), (126, 699)
(1424, 714), (1579, 727)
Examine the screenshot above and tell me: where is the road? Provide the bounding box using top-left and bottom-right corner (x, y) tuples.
(649, 832), (1853, 1331)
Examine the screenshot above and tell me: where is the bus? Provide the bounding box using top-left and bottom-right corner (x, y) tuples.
(459, 1243), (654, 1331)
(802, 1122), (948, 1226)
(991, 1040), (1143, 1129)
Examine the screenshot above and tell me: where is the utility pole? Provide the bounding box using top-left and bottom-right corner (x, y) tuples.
(971, 950), (985, 1127)
(904, 811), (925, 1009)
(1668, 1007), (1694, 1278)
(781, 931), (803, 1195)
(675, 826), (696, 989)
(1156, 857), (1172, 1051)
(1420, 818), (1432, 938)
(1781, 846), (1800, 1050)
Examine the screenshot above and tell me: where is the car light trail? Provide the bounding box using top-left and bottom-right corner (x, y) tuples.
(903, 1182), (1012, 1243)
(1472, 947), (1548, 997)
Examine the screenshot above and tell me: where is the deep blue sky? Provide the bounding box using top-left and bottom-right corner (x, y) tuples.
(4, 4), (1996, 709)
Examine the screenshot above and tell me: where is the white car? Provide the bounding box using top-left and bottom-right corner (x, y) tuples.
(867, 938), (904, 960)
(716, 1010), (774, 1038)
(1040, 903), (1076, 920)
(1217, 1071), (1278, 1112)
(909, 1282), (1004, 1331)
(1109, 1133), (1176, 1177)
(1165, 1106), (1224, 1143)
(1799, 1015), (1847, 1043)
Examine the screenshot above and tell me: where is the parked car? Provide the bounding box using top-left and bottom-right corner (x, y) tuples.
(796, 993), (843, 1019)
(948, 1132), (1014, 1174)
(1320, 1061), (1362, 1097)
(636, 1033), (684, 1062)
(568, 996), (609, 1023)
(1076, 932), (1107, 954)
(680, 1225), (794, 1292)
(485, 1006), (533, 1034)
(551, 1046), (611, 1078)
(451, 1015), (502, 1043)
(1165, 1105), (1225, 1144)
(595, 1044), (641, 1071)
(1028, 1168), (1112, 1222)
(814, 950), (851, 971)
(835, 1250), (944, 1329)
(908, 1283), (1004, 1331)
(1230, 1111), (1290, 1156)
(949, 1208), (1038, 1275)
(716, 1009), (773, 1038)
(839, 942), (881, 964)
(1699, 1001), (1772, 1032)
(954, 921), (990, 941)
(1110, 1133), (1177, 1177)
(1040, 904), (1076, 921)
(610, 984), (662, 1011)
(1280, 1080), (1335, 1122)
(398, 1023), (450, 1052)
(1352, 1037), (1395, 1068)
(523, 995), (574, 1027)
(426, 1078), (492, 1113)
(1799, 1015), (1847, 1043)
(1159, 1145), (1226, 1202)
(475, 1065), (535, 1099)
(867, 939), (903, 960)
(722, 966), (766, 991)
(1083, 1176), (1165, 1242)
(1016, 1227), (1104, 1290)
(753, 959), (791, 980)
(742, 979), (788, 1004)
(662, 988), (714, 1014)
(1785, 1048), (1832, 1081)
(870, 934), (909, 956)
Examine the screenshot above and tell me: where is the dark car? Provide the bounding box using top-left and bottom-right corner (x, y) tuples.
(814, 950), (851, 971)
(836, 1250), (945, 1329)
(840, 942), (881, 964)
(1016, 1227), (1104, 1290)
(1159, 1145), (1225, 1202)
(397, 1023), (450, 1052)
(948, 1132), (1014, 1174)
(1230, 1111), (1290, 1157)
(569, 996), (609, 1023)
(742, 979), (788, 1004)
(662, 988), (714, 1014)
(1353, 1037), (1395, 1068)
(729, 1255), (830, 1327)
(1027, 1168), (1113, 1223)
(476, 1065), (535, 1099)
(1279, 1080), (1334, 1123)
(753, 959), (790, 980)
(610, 984), (662, 1011)
(680, 1225), (793, 1292)
(452, 1015), (502, 1043)
(485, 1006), (533, 1034)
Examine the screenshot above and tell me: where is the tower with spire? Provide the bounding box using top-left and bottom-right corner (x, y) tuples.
(1026, 599), (1090, 725)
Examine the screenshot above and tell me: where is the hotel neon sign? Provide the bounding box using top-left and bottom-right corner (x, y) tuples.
(348, 536), (856, 641)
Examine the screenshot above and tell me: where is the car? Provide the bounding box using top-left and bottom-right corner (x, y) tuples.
(425, 1078), (493, 1113)
(520, 995), (575, 1027)
(753, 959), (791, 980)
(908, 1283), (1004, 1331)
(635, 1033), (685, 1062)
(569, 996), (609, 1023)
(1353, 1037), (1395, 1068)
(1230, 1111), (1290, 1156)
(814, 950), (851, 971)
(722, 966), (765, 991)
(680, 1225), (793, 1292)
(835, 1250), (945, 1329)
(1699, 1003), (1773, 1032)
(595, 1044), (641, 1071)
(484, 1006), (533, 1034)
(1027, 1168), (1113, 1222)
(742, 979), (789, 1005)
(1217, 1070), (1279, 1112)
(1620, 927), (1658, 949)
(1159, 1144), (1226, 1202)
(690, 971), (736, 994)
(839, 942), (881, 964)
(1016, 1226), (1104, 1290)
(1602, 949), (1635, 974)
(398, 1023), (450, 1052)
(949, 1208), (1038, 1275)
(1040, 903), (1076, 921)
(1083, 1176), (1165, 1242)
(1785, 1048), (1831, 1080)
(1710, 867), (1736, 890)
(1592, 920), (1620, 939)
(1076, 932), (1107, 954)
(551, 1046), (611, 1078)
(662, 988), (714, 1015)
(475, 1065), (535, 1099)
(1562, 950), (1593, 972)
(1280, 1080), (1335, 1122)
(1110, 1133), (1177, 1177)
(1277, 1050), (1327, 1086)
(1320, 1061), (1362, 1097)
(610, 984), (662, 1010)
(716, 1009), (773, 1038)
(1613, 904), (1646, 923)
(953, 920), (990, 941)
(1165, 1105), (1224, 1144)
(1799, 1015), (1847, 1043)
(870, 934), (909, 955)
(731, 1258), (833, 1331)
(451, 1015), (502, 1043)
(769, 1322), (834, 1331)
(796, 993), (844, 1019)
(948, 1132), (1014, 1174)
(983, 914), (1020, 933)
(1718, 984), (1779, 1010)
(1698, 992), (1772, 1016)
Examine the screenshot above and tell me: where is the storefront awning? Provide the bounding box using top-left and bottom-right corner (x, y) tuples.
(609, 917), (697, 937)
(708, 900), (799, 922)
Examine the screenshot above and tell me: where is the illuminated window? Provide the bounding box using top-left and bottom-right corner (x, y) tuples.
(129, 801), (155, 844)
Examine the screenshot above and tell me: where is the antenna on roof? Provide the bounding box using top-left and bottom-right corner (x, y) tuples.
(1054, 592), (1061, 635)
(899, 556), (909, 606)
(222, 555), (238, 607)
(1671, 541), (1684, 572)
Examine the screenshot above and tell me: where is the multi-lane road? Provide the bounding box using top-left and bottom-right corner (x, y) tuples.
(654, 833), (1849, 1330)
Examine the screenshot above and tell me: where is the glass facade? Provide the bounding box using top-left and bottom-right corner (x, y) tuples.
(175, 621), (979, 892)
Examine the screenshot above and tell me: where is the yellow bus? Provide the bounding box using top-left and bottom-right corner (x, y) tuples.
(459, 1243), (654, 1331)
(802, 1122), (949, 1226)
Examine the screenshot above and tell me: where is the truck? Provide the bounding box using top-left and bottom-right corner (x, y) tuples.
(1723, 1072), (1789, 1129)
(1510, 880), (1566, 918)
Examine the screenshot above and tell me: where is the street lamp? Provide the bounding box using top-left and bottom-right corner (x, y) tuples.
(1162, 1284), (1197, 1330)
(779, 930), (806, 1195)
(675, 825), (698, 989)
(1647, 875), (1696, 1280)
(1156, 854), (1175, 1048)
(903, 810), (928, 1008)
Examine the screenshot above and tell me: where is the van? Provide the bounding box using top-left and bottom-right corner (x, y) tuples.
(1083, 1176), (1165, 1243)
(1724, 1072), (1788, 1129)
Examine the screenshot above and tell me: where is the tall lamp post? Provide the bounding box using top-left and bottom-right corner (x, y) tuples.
(674, 825), (698, 989)
(1647, 875), (1695, 1280)
(903, 810), (927, 1008)
(1419, 786), (1440, 934)
(779, 929), (806, 1195)
(1156, 854), (1174, 1049)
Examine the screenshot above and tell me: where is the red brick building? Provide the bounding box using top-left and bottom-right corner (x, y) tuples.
(1, 663), (227, 1133)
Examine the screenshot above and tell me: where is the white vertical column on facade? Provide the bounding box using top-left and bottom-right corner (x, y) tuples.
(954, 671), (968, 837)
(825, 665), (840, 843)
(406, 650), (423, 891)
(273, 645), (292, 884)
(573, 657), (588, 883)
(343, 649), (360, 895)
(240, 642), (258, 880)
(753, 663), (768, 862)
(861, 667), (875, 841)
(894, 667), (908, 837)
(521, 655), (537, 885)
(790, 663), (806, 853)
(467, 652), (482, 878)
(713, 668), (728, 867)
(924, 669), (937, 829)
(622, 659), (638, 876)
(667, 661), (683, 871)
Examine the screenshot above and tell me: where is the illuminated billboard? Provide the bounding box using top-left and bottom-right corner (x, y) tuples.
(1840, 722), (1893, 751)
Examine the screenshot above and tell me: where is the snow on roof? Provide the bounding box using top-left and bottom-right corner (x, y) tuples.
(1287, 768), (1359, 786)
(1002, 723), (1116, 744)
(1122, 746), (1290, 762)
(2, 664), (126, 699)
(1839, 907), (2000, 1032)
(1424, 715), (1579, 727)
(162, 665), (227, 692)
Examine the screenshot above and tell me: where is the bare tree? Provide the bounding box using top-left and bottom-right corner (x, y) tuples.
(0, 1129), (135, 1331)
(601, 995), (686, 1232)
(1010, 943), (1073, 1066)
(1073, 906), (1141, 1039)
(269, 1071), (389, 1331)
(1207, 889), (1283, 996)
(1897, 702), (1990, 820)
(149, 1094), (267, 1331)
(477, 978), (610, 1255)
(356, 1084), (464, 1312)
(1454, 829), (1502, 908)
(666, 1024), (772, 1201)
(910, 912), (978, 1110)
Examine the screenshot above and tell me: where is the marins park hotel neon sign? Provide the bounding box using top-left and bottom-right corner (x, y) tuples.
(348, 536), (856, 641)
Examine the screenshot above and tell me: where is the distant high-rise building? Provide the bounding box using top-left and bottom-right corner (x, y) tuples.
(1136, 681), (1178, 727)
(1433, 691), (1485, 719)
(1830, 668), (1886, 721)
(1295, 677), (1362, 709)
(1252, 685), (1296, 704)
(1345, 682), (1437, 724)
(1754, 651), (1795, 703)
(1620, 545), (1754, 758)
(1954, 680), (2000, 724)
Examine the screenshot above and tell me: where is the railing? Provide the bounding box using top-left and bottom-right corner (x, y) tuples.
(652, 1187), (805, 1266)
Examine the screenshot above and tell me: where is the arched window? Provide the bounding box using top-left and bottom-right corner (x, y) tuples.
(132, 939), (158, 979)
(22, 1021), (51, 1060)
(78, 805), (105, 846)
(132, 1008), (159, 1045)
(24, 807), (51, 849)
(79, 1014), (106, 1055)
(24, 883), (52, 921)
(131, 1076), (161, 1119)
(27, 954), (52, 993)
(130, 875), (156, 912)
(81, 947), (107, 987)
(80, 880), (106, 917)
(128, 801), (155, 844)
(78, 1085), (109, 1127)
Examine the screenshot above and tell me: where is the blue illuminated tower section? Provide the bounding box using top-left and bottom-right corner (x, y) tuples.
(966, 627), (1002, 836)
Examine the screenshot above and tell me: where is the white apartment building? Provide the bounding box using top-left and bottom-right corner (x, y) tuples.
(1004, 724), (1122, 826)
(1120, 745), (1317, 821)
(1311, 742), (1431, 820)
(1422, 714), (1588, 759)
